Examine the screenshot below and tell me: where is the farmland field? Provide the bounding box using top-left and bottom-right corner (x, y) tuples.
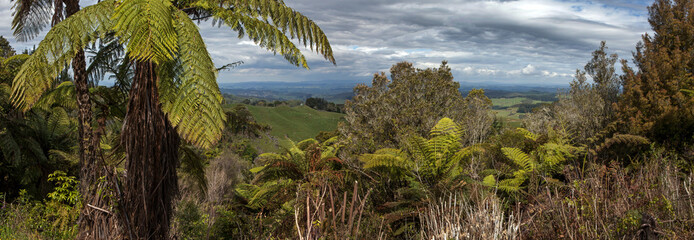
(245, 105), (345, 141)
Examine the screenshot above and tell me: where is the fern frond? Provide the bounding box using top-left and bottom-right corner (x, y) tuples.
(482, 174), (496, 187)
(86, 36), (125, 84)
(113, 0), (178, 63)
(0, 128), (21, 165)
(256, 153), (285, 165)
(247, 179), (294, 210)
(430, 117), (462, 138)
(223, 0), (334, 64)
(47, 106), (71, 128)
(516, 127), (538, 141)
(360, 148), (411, 170)
(33, 81), (77, 110)
(194, 0), (334, 68)
(296, 138), (318, 150)
(3, 54), (30, 69)
(234, 183), (260, 202)
(11, 0), (53, 41)
(179, 144), (208, 194)
(48, 149), (79, 165)
(215, 61), (243, 72)
(592, 134), (650, 155)
(159, 10), (225, 149)
(498, 178), (524, 193)
(11, 0), (115, 111)
(501, 147), (535, 172)
(201, 4), (309, 68)
(407, 135), (433, 163)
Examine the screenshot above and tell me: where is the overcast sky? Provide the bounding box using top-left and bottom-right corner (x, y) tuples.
(0, 0), (653, 85)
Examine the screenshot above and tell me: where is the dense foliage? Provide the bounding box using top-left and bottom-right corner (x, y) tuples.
(2, 0), (694, 239)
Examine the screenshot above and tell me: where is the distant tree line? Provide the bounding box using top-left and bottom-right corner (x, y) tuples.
(304, 97), (344, 113)
(240, 99), (303, 107)
(481, 89), (558, 101)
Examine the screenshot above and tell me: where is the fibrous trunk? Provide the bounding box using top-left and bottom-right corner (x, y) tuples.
(121, 60), (180, 239)
(64, 0), (118, 238)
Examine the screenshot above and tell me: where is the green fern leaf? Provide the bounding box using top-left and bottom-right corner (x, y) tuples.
(113, 0), (178, 63)
(483, 174), (496, 187)
(159, 10), (225, 149)
(516, 127), (538, 141)
(11, 0), (115, 111)
(501, 147), (535, 172)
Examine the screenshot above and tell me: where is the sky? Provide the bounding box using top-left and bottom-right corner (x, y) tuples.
(0, 0), (654, 86)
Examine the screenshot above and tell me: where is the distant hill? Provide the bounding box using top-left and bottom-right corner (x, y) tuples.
(245, 105), (345, 141)
(220, 80), (562, 103)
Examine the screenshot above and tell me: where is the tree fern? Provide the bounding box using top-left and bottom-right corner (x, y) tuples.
(11, 0), (115, 111)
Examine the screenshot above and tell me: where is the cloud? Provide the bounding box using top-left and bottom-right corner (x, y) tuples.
(0, 0), (653, 85)
(521, 64), (536, 75)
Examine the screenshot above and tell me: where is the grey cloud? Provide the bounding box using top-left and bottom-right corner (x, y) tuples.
(0, 0), (655, 85)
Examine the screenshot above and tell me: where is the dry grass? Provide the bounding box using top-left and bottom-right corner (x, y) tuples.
(524, 150), (694, 239)
(419, 193), (521, 240)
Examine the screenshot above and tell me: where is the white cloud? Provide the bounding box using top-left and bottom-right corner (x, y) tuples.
(521, 64), (536, 75)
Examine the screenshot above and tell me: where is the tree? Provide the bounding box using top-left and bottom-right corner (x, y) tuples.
(484, 128), (580, 195)
(585, 41), (620, 106)
(0, 36), (15, 58)
(10, 0), (106, 236)
(524, 42), (620, 145)
(463, 89), (493, 145)
(359, 118), (481, 235)
(222, 104), (270, 139)
(618, 0), (694, 143)
(10, 0), (334, 238)
(340, 61), (467, 154)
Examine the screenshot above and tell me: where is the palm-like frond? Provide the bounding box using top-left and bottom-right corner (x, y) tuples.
(253, 152), (302, 183)
(501, 147), (535, 172)
(11, 0), (115, 111)
(86, 36), (125, 85)
(360, 148), (411, 171)
(33, 81), (77, 110)
(516, 127), (538, 141)
(216, 61), (244, 72)
(179, 144), (208, 194)
(11, 0), (54, 41)
(113, 0), (178, 63)
(193, 0), (335, 68)
(538, 142), (579, 172)
(0, 127), (21, 164)
(482, 174), (496, 187)
(245, 179), (294, 210)
(430, 117), (462, 138)
(498, 177), (524, 193)
(159, 10), (224, 148)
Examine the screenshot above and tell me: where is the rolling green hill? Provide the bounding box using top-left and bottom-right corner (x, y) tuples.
(245, 105), (345, 141)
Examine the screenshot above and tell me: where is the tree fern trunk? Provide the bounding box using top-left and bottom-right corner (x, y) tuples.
(62, 0), (117, 238)
(121, 60), (180, 239)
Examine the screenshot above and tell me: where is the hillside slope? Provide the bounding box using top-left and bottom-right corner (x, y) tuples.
(245, 105), (345, 141)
